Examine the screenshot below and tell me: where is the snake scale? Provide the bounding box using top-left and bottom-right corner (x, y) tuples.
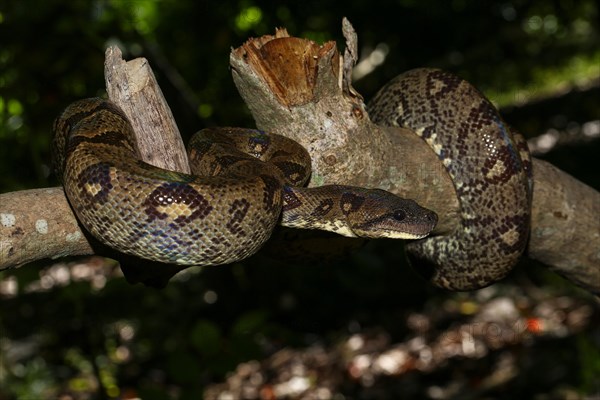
(54, 68), (531, 291)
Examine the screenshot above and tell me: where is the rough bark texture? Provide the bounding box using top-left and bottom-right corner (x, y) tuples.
(230, 34), (459, 234)
(104, 46), (190, 173)
(527, 160), (600, 291)
(0, 28), (598, 294)
(0, 188), (93, 266)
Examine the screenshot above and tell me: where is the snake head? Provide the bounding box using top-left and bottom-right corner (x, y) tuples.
(345, 189), (438, 240)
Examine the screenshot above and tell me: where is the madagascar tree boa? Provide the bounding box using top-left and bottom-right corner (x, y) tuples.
(53, 68), (532, 291)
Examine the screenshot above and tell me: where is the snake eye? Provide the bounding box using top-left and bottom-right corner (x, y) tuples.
(393, 210), (406, 221)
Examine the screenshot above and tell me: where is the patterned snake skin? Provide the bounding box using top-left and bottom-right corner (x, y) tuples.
(53, 98), (437, 266)
(54, 68), (531, 291)
(369, 68), (532, 290)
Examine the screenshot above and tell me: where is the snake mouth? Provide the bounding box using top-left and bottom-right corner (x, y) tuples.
(380, 231), (433, 240)
(353, 229), (433, 240)
(351, 209), (438, 240)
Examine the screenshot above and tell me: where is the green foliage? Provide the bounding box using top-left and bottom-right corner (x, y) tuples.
(189, 320), (220, 355)
(578, 333), (600, 394)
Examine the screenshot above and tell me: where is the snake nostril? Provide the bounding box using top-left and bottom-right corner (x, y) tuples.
(393, 210), (406, 221)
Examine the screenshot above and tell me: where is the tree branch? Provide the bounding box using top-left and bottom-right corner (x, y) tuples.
(1, 27), (598, 294)
(229, 25), (600, 294)
(104, 46), (189, 173)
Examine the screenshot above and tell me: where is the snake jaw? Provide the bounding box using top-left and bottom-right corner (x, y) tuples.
(349, 209), (438, 239)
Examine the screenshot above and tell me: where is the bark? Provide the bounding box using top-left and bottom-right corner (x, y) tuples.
(104, 46), (189, 173)
(228, 25), (599, 294)
(0, 188), (92, 266)
(0, 25), (598, 294)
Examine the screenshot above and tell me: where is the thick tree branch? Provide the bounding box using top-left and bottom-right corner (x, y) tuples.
(1, 27), (598, 294)
(0, 188), (92, 266)
(229, 25), (599, 294)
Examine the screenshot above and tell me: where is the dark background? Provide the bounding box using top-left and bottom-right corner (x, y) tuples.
(0, 1), (598, 399)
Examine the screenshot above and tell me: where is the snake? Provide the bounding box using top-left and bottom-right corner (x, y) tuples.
(368, 68), (532, 290)
(53, 68), (531, 291)
(53, 98), (437, 267)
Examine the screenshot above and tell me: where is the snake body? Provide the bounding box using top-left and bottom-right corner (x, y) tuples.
(369, 68), (532, 290)
(53, 98), (436, 266)
(54, 68), (531, 290)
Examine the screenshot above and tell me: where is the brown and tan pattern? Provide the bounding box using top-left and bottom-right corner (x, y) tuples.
(369, 68), (532, 290)
(53, 98), (436, 267)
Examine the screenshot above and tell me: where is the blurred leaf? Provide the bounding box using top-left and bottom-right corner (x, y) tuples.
(137, 386), (171, 400)
(166, 350), (202, 384)
(231, 309), (269, 337)
(189, 319), (221, 357)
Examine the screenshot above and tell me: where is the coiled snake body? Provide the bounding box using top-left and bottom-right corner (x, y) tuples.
(54, 68), (531, 290)
(369, 69), (532, 290)
(53, 99), (436, 267)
